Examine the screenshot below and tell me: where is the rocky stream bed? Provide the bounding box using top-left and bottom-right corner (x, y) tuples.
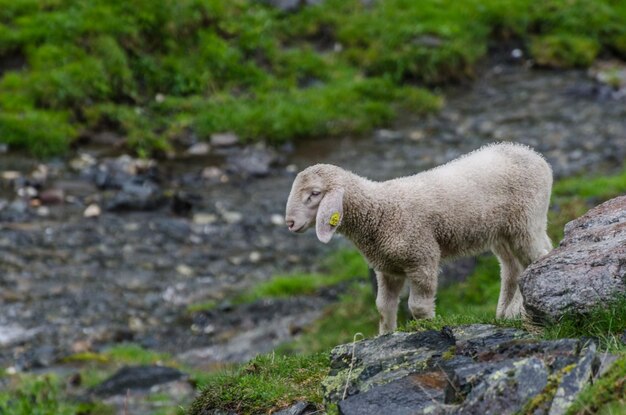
(1, 60), (626, 413)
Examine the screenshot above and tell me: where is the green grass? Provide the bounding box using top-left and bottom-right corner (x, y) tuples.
(542, 296), (626, 352)
(0, 373), (113, 415)
(279, 282), (381, 354)
(566, 356), (626, 415)
(187, 249), (369, 312)
(2, 0), (626, 155)
(187, 353), (329, 415)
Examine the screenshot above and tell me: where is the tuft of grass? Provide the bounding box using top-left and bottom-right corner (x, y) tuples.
(531, 34), (600, 68)
(235, 249), (368, 305)
(436, 255), (502, 318)
(187, 353), (328, 415)
(541, 296), (626, 352)
(566, 356), (626, 415)
(279, 282), (381, 354)
(64, 342), (173, 366)
(0, 373), (112, 415)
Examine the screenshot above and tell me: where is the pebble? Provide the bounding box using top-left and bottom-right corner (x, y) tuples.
(39, 189), (65, 205)
(210, 132), (239, 147)
(186, 142), (210, 156)
(176, 264), (195, 277)
(193, 213), (217, 225)
(36, 206), (50, 217)
(271, 214), (285, 226)
(222, 211), (243, 224)
(84, 203), (102, 218)
(249, 251), (262, 263)
(201, 167), (222, 180)
(1, 171), (21, 181)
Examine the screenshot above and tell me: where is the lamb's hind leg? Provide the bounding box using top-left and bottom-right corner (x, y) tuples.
(407, 264), (438, 321)
(375, 271), (405, 334)
(492, 243), (525, 319)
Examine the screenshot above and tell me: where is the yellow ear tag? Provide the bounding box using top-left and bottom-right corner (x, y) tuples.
(329, 212), (340, 227)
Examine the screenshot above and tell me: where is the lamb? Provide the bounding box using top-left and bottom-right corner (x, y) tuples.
(284, 142), (553, 334)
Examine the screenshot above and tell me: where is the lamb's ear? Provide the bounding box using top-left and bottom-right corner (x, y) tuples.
(316, 188), (344, 243)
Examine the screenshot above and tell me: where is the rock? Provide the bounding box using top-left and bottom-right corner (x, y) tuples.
(186, 142), (210, 156)
(374, 129), (404, 142)
(84, 203), (102, 218)
(459, 357), (548, 415)
(210, 132), (239, 147)
(193, 212), (218, 225)
(226, 145), (279, 177)
(271, 213), (285, 226)
(549, 344), (596, 415)
(87, 155), (158, 190)
(255, 0), (323, 12)
(70, 153), (97, 171)
(274, 401), (318, 415)
(323, 325), (608, 415)
(222, 211), (243, 224)
(338, 372), (446, 415)
(520, 196), (626, 323)
(39, 188), (65, 205)
(104, 180), (165, 211)
(90, 365), (186, 397)
(0, 324), (40, 347)
(323, 329), (455, 403)
(171, 191), (198, 216)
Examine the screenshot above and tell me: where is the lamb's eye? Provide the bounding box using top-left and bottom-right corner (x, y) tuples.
(311, 190), (321, 197)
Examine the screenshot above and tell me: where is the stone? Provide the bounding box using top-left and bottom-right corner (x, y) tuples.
(323, 330), (455, 403)
(374, 129), (404, 142)
(210, 132), (239, 147)
(84, 203), (102, 218)
(193, 213), (218, 225)
(186, 142), (210, 156)
(322, 325), (607, 415)
(549, 345), (596, 415)
(39, 188), (65, 205)
(226, 145), (279, 177)
(90, 365), (186, 397)
(274, 401), (318, 415)
(0, 324), (40, 347)
(254, 0), (323, 12)
(520, 196), (626, 323)
(104, 180), (165, 211)
(338, 372), (446, 415)
(271, 213), (285, 226)
(458, 357), (548, 415)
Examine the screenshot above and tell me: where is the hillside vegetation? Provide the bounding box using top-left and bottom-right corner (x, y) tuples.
(1, 0), (626, 155)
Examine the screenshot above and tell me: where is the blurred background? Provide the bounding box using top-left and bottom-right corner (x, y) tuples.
(0, 0), (625, 413)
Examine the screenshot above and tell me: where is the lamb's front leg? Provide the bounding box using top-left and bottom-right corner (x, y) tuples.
(375, 271), (405, 334)
(407, 266), (438, 320)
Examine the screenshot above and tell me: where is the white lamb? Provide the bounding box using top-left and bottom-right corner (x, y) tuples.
(284, 143), (553, 334)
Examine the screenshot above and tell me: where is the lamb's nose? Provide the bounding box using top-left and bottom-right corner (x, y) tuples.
(286, 219), (295, 229)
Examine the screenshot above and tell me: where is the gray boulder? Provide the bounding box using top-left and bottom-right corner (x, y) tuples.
(520, 195), (626, 323)
(323, 325), (611, 415)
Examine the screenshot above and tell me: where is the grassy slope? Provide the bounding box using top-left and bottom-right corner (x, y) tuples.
(1, 0), (626, 155)
(191, 165), (626, 414)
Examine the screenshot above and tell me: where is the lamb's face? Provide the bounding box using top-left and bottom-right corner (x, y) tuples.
(284, 171), (326, 234)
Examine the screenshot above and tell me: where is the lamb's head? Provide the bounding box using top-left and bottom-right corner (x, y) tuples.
(285, 164), (345, 244)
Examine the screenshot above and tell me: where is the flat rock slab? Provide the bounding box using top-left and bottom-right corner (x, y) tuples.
(90, 365), (186, 397)
(324, 325), (612, 415)
(520, 195), (626, 322)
